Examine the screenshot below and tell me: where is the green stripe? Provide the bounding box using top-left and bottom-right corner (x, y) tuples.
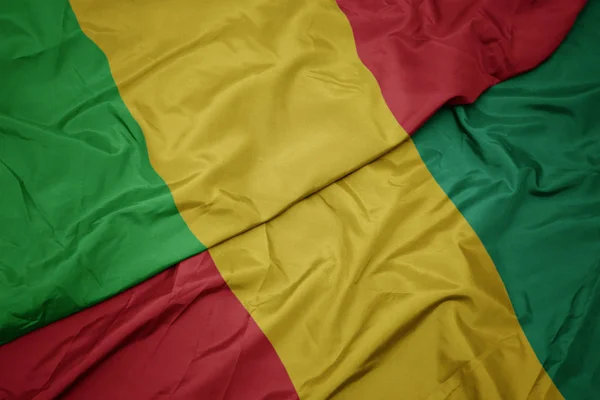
(0, 1), (205, 344)
(414, 3), (600, 398)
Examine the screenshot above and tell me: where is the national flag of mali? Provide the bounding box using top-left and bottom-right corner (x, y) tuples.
(0, 0), (598, 399)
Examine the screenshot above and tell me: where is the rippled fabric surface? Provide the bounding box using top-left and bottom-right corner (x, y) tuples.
(337, 0), (586, 132)
(0, 2), (204, 344)
(0, 0), (583, 345)
(0, 143), (563, 399)
(69, 0), (406, 248)
(1, 0), (403, 344)
(0, 0), (594, 399)
(0, 253), (298, 400)
(211, 139), (562, 399)
(415, 3), (600, 397)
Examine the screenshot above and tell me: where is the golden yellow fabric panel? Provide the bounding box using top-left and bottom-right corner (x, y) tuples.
(210, 139), (562, 399)
(70, 0), (405, 247)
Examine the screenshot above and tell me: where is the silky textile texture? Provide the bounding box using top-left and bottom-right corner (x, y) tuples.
(68, 0), (587, 248)
(0, 0), (585, 344)
(0, 1), (204, 344)
(0, 0), (592, 399)
(0, 142), (561, 399)
(414, 2), (600, 397)
(337, 0), (587, 133)
(210, 139), (561, 399)
(69, 0), (407, 248)
(0, 253), (298, 400)
(0, 0), (405, 345)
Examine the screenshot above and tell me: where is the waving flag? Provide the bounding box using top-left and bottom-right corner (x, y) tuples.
(0, 0), (596, 399)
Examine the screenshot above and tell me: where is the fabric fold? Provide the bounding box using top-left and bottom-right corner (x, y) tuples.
(0, 1), (594, 399)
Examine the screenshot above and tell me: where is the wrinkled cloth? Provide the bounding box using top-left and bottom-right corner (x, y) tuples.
(0, 0), (596, 399)
(0, 0), (584, 344)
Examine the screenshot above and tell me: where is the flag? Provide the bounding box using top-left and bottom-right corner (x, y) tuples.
(0, 0), (595, 399)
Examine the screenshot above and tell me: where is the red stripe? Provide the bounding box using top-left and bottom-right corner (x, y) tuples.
(0, 252), (298, 400)
(336, 0), (586, 133)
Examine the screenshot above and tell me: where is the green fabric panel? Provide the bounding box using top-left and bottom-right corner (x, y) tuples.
(0, 1), (205, 344)
(414, 3), (600, 398)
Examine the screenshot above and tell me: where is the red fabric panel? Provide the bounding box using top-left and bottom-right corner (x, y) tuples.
(0, 252), (298, 400)
(336, 0), (587, 133)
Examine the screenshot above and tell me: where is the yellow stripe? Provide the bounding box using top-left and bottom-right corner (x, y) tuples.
(210, 139), (562, 399)
(70, 0), (405, 247)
